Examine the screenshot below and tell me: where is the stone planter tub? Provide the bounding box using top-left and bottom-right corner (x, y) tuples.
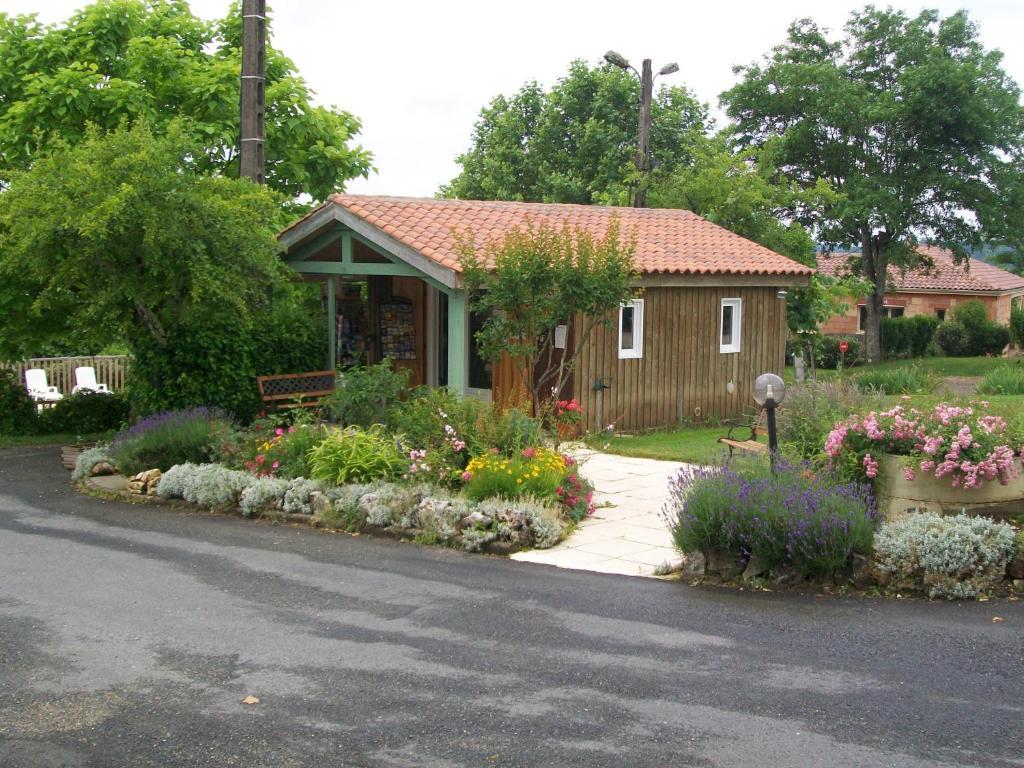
(876, 454), (1024, 521)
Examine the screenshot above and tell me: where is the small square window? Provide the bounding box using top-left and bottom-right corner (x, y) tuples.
(618, 299), (644, 359)
(720, 298), (741, 353)
(936, 308), (946, 321)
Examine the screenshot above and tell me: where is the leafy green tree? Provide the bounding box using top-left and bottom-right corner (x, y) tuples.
(0, 121), (322, 417)
(443, 59), (708, 204)
(722, 7), (1024, 362)
(0, 0), (371, 200)
(458, 219), (636, 408)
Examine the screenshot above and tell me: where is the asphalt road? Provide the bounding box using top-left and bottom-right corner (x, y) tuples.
(1, 445), (1023, 768)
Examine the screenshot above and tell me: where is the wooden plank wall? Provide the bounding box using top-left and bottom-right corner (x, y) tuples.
(3, 356), (129, 396)
(574, 287), (787, 433)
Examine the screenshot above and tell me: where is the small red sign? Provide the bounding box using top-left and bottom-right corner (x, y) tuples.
(839, 340), (849, 354)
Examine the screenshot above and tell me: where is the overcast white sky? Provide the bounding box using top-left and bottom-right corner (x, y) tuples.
(3, 1), (1023, 197)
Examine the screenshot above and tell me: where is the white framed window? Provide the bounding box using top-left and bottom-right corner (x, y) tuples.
(720, 298), (742, 354)
(618, 299), (644, 359)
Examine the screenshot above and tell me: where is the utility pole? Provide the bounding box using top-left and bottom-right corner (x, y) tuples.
(603, 51), (679, 208)
(634, 59), (654, 209)
(239, 0), (266, 184)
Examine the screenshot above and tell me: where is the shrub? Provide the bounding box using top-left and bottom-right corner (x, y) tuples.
(934, 320), (972, 356)
(238, 477), (289, 518)
(72, 446), (116, 481)
(663, 457), (877, 577)
(242, 422), (325, 479)
(39, 391), (129, 434)
(1010, 304), (1024, 347)
(463, 447), (568, 502)
(156, 462), (254, 508)
(281, 477), (326, 515)
(110, 407), (232, 474)
(815, 335), (863, 369)
(308, 425), (406, 485)
(850, 364), (937, 395)
(935, 300), (1010, 357)
(778, 381), (883, 462)
(0, 369), (38, 435)
(881, 315), (939, 359)
(826, 401), (1022, 489)
(359, 483), (422, 527)
(873, 512), (1016, 599)
(322, 360), (408, 428)
(977, 362), (1024, 395)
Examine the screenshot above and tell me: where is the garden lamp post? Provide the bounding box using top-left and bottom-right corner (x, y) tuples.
(603, 50), (679, 208)
(753, 373), (785, 472)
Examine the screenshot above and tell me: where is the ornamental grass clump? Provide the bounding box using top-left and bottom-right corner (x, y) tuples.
(874, 512), (1016, 599)
(307, 425), (406, 485)
(111, 407), (231, 474)
(663, 458), (876, 577)
(825, 401), (1023, 489)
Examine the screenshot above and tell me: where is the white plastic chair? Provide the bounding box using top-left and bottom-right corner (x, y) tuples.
(25, 368), (63, 405)
(73, 366), (111, 394)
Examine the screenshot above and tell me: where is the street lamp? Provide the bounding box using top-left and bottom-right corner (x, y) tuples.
(753, 373), (785, 472)
(603, 50), (679, 208)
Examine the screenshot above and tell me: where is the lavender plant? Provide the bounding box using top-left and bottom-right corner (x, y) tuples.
(111, 407), (232, 474)
(663, 457), (876, 576)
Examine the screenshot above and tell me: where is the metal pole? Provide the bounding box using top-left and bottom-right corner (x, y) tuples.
(634, 59), (653, 208)
(239, 0), (266, 184)
(766, 397), (778, 473)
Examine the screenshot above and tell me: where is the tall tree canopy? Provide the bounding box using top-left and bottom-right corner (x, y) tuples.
(442, 59), (709, 204)
(0, 0), (372, 200)
(722, 6), (1024, 361)
(0, 121), (323, 417)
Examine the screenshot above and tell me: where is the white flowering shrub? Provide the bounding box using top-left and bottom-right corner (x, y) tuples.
(156, 463), (198, 498)
(73, 446), (115, 481)
(874, 512), (1016, 599)
(156, 463), (253, 509)
(360, 483), (421, 528)
(239, 478), (289, 518)
(282, 478), (324, 515)
(461, 526), (498, 552)
(416, 495), (470, 542)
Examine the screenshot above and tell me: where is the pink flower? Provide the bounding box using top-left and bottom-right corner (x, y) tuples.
(461, 471), (473, 482)
(863, 453), (879, 479)
(451, 439), (466, 452)
(903, 468), (915, 481)
(271, 460), (280, 469)
(275, 427), (285, 436)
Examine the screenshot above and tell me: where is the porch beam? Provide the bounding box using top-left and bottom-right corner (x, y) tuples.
(289, 261), (422, 277)
(341, 231), (353, 263)
(326, 274), (337, 370)
(446, 290), (468, 395)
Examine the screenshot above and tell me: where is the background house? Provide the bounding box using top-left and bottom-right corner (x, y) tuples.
(278, 196), (811, 431)
(818, 246), (1024, 335)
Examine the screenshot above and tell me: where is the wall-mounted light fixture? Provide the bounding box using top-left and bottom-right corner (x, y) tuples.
(776, 288), (788, 299)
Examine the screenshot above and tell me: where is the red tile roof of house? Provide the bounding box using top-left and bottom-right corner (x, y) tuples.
(816, 245), (1024, 293)
(283, 195), (814, 277)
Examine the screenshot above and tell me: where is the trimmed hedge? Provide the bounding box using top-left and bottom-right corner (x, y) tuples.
(880, 315), (939, 359)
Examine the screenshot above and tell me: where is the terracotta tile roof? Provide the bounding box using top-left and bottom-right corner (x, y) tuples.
(816, 246), (1024, 293)
(284, 195), (813, 277)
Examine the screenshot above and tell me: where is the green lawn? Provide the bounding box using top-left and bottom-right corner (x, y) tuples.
(786, 355), (1010, 383)
(0, 431), (113, 450)
(588, 389), (1024, 464)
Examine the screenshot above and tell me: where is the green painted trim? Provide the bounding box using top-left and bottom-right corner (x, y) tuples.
(326, 274), (337, 370)
(285, 228), (343, 263)
(341, 231), (353, 263)
(446, 290), (468, 395)
(289, 260), (422, 277)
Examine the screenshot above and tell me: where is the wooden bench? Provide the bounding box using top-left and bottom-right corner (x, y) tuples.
(256, 370), (336, 411)
(718, 409), (768, 457)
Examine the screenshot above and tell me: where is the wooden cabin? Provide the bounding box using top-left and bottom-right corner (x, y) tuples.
(277, 196), (812, 432)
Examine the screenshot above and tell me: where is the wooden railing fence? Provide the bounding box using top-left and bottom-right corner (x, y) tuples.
(3, 356), (130, 396)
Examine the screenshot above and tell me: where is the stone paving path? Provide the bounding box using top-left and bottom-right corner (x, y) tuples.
(512, 450), (685, 578)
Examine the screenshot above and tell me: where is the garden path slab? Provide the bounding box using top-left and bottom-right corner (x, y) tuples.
(511, 450), (686, 578)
